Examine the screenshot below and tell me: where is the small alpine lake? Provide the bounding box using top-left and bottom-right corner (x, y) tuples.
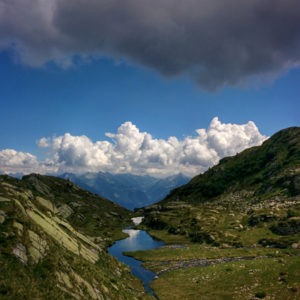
(108, 218), (164, 297)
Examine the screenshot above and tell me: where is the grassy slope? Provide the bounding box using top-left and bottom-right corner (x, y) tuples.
(130, 127), (300, 299)
(0, 175), (153, 299)
(162, 127), (300, 206)
(151, 256), (300, 300)
(140, 127), (300, 247)
(21, 174), (132, 245)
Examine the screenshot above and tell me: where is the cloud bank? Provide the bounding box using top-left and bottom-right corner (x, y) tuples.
(0, 117), (267, 177)
(1, 0), (300, 89)
(0, 149), (43, 174)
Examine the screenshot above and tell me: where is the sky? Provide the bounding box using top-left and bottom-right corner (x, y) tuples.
(0, 0), (299, 177)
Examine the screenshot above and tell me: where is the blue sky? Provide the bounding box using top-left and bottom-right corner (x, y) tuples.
(0, 0), (299, 176)
(1, 51), (298, 156)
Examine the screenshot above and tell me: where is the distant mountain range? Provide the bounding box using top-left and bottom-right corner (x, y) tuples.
(59, 172), (190, 210)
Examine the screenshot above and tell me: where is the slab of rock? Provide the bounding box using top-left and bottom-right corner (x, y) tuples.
(13, 221), (23, 236)
(70, 201), (84, 208)
(57, 204), (73, 219)
(71, 271), (104, 300)
(0, 196), (11, 202)
(12, 243), (28, 264)
(56, 271), (73, 289)
(0, 210), (6, 224)
(26, 207), (99, 263)
(291, 242), (300, 249)
(109, 211), (120, 217)
(28, 230), (48, 264)
(36, 196), (58, 214)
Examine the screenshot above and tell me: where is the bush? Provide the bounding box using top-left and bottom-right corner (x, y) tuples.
(287, 209), (297, 218)
(189, 231), (215, 244)
(168, 227), (177, 235)
(248, 214), (277, 227)
(232, 242), (243, 248)
(258, 238), (292, 249)
(270, 220), (300, 236)
(255, 291), (266, 298)
(143, 216), (167, 230)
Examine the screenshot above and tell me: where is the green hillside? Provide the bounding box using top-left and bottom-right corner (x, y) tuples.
(20, 174), (132, 246)
(163, 126), (300, 205)
(139, 127), (300, 247)
(0, 174), (152, 299)
(130, 127), (300, 299)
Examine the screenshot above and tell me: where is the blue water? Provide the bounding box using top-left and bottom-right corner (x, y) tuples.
(108, 229), (164, 296)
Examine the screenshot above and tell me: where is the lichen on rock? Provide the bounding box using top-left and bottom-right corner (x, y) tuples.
(28, 230), (48, 264)
(71, 271), (104, 300)
(56, 271), (73, 289)
(12, 243), (28, 264)
(57, 204), (74, 219)
(36, 196), (58, 214)
(0, 210), (6, 224)
(26, 205), (99, 263)
(13, 221), (23, 236)
(0, 196), (11, 202)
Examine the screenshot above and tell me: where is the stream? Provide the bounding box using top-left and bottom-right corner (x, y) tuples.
(108, 217), (164, 297)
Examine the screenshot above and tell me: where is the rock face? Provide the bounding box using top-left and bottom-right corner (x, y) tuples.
(0, 175), (148, 299)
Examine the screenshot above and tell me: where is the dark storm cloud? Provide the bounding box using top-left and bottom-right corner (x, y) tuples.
(1, 0), (300, 90)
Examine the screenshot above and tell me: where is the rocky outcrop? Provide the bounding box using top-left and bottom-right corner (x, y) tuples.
(24, 200), (100, 263)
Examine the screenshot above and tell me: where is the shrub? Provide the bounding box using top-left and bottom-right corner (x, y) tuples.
(258, 238), (291, 249)
(189, 231), (215, 244)
(270, 220), (300, 236)
(143, 216), (167, 230)
(255, 291), (266, 298)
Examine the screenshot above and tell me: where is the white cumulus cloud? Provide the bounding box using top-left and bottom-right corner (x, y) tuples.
(33, 117), (267, 177)
(0, 149), (55, 174)
(0, 118), (267, 177)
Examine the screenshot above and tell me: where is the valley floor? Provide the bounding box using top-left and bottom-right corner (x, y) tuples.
(130, 194), (300, 299)
(127, 245), (300, 299)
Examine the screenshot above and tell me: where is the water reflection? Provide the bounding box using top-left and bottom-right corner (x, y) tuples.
(131, 216), (144, 225)
(122, 229), (140, 239)
(108, 228), (163, 296)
